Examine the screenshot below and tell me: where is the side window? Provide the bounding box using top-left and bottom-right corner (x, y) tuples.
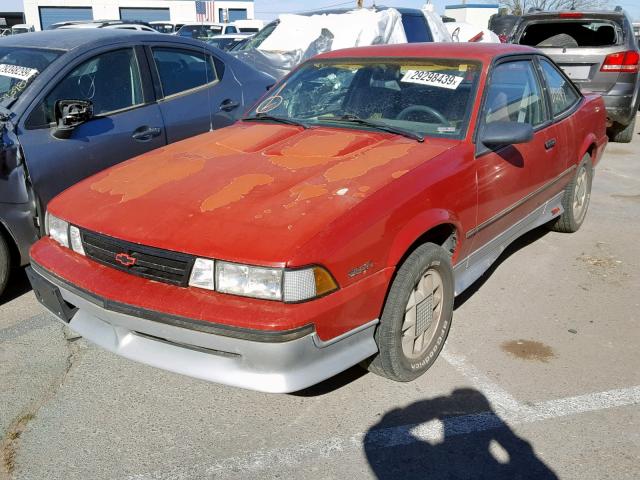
(152, 48), (218, 98)
(225, 26), (238, 34)
(483, 60), (546, 127)
(539, 58), (580, 116)
(26, 48), (143, 129)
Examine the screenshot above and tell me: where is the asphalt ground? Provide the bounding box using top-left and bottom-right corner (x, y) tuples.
(1, 114), (639, 480)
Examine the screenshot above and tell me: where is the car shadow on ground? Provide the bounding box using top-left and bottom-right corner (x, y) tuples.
(0, 268), (32, 306)
(454, 225), (550, 310)
(364, 388), (558, 480)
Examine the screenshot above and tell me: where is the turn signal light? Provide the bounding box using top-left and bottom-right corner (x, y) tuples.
(601, 51), (640, 73)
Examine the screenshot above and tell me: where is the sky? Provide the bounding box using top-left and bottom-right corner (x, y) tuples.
(254, 0), (640, 21)
(2, 0), (638, 21)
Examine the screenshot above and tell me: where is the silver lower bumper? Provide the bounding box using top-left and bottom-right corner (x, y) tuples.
(32, 266), (379, 393)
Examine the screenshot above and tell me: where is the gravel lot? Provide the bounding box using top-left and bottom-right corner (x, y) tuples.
(1, 115), (639, 480)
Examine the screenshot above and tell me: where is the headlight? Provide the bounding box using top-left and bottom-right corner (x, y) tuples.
(189, 258), (339, 302)
(188, 258), (215, 290)
(216, 261), (283, 301)
(69, 226), (85, 256)
(46, 212), (69, 248)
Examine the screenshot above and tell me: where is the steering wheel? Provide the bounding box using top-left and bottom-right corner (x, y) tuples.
(396, 105), (448, 124)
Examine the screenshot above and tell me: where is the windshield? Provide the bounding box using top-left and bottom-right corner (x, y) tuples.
(178, 25), (223, 40)
(0, 47), (62, 107)
(235, 21), (278, 51)
(247, 59), (481, 139)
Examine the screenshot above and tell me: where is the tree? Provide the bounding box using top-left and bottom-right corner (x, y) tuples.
(501, 0), (610, 15)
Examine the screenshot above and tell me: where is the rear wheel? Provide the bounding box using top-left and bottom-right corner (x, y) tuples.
(0, 233), (10, 297)
(610, 116), (636, 144)
(366, 243), (454, 382)
(549, 155), (592, 233)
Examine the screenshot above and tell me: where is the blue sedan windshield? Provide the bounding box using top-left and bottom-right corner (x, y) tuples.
(0, 47), (62, 106)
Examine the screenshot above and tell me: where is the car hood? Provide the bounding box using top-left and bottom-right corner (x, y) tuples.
(48, 122), (456, 265)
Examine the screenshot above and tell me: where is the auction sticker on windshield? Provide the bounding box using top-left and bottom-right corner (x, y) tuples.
(0, 64), (39, 81)
(401, 70), (463, 90)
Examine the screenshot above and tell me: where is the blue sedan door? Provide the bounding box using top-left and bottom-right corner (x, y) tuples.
(17, 46), (166, 209)
(145, 45), (243, 143)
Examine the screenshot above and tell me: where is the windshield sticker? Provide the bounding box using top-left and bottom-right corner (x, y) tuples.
(401, 70), (464, 90)
(0, 64), (39, 82)
(256, 95), (283, 114)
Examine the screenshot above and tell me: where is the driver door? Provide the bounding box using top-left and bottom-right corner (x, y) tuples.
(17, 46), (166, 211)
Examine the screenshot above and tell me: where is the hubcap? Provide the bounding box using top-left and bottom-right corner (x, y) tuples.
(402, 269), (443, 359)
(572, 166), (589, 223)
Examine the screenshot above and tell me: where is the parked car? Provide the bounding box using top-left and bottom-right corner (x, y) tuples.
(27, 43), (607, 393)
(11, 24), (34, 35)
(232, 6), (450, 79)
(59, 20), (157, 32)
(233, 19), (264, 34)
(149, 21), (177, 34)
(206, 34), (251, 51)
(511, 8), (640, 142)
(177, 23), (239, 41)
(0, 29), (274, 296)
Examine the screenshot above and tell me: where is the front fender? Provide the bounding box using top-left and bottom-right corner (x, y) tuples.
(385, 209), (463, 269)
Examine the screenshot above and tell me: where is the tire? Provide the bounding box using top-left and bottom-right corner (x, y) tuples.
(366, 243), (454, 382)
(549, 155), (593, 233)
(610, 116), (636, 143)
(0, 233), (10, 297)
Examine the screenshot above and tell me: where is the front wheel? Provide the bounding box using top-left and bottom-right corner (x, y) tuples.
(366, 243), (454, 382)
(549, 155), (593, 233)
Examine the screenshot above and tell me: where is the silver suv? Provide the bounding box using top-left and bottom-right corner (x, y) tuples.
(512, 8), (640, 143)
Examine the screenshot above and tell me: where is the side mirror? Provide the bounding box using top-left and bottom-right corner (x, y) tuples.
(480, 121), (534, 147)
(53, 100), (93, 139)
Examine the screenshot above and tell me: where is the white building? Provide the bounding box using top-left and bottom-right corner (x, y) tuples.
(444, 3), (499, 30)
(22, 0), (255, 31)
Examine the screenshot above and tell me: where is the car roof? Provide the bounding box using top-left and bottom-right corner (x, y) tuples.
(316, 43), (537, 62)
(0, 28), (198, 51)
(521, 10), (626, 19)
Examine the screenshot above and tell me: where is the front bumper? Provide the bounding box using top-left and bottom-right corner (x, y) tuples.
(27, 263), (379, 393)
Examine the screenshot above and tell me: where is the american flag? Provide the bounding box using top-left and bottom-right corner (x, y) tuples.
(195, 1), (215, 22)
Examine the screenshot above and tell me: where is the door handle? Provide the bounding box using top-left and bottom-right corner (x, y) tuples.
(219, 99), (239, 112)
(132, 126), (162, 142)
(545, 138), (557, 150)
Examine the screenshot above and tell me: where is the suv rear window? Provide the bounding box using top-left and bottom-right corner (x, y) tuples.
(519, 20), (621, 48)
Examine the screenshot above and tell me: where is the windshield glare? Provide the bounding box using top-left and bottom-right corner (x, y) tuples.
(249, 60), (481, 139)
(0, 47), (61, 106)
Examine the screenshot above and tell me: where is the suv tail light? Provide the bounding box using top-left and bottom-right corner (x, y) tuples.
(601, 51), (640, 73)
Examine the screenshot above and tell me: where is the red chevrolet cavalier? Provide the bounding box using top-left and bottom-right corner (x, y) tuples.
(28, 44), (607, 392)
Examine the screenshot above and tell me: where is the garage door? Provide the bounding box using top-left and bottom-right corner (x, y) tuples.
(119, 8), (170, 22)
(39, 7), (93, 30)
(228, 9), (247, 22)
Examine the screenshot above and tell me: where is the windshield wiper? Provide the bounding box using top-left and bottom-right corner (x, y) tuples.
(330, 114), (424, 142)
(243, 114), (308, 129)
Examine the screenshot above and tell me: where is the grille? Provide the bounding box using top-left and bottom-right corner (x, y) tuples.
(81, 230), (195, 286)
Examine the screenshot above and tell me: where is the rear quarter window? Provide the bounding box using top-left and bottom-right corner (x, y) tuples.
(519, 19), (621, 48)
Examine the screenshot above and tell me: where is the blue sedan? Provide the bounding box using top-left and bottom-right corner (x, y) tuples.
(0, 29), (274, 296)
